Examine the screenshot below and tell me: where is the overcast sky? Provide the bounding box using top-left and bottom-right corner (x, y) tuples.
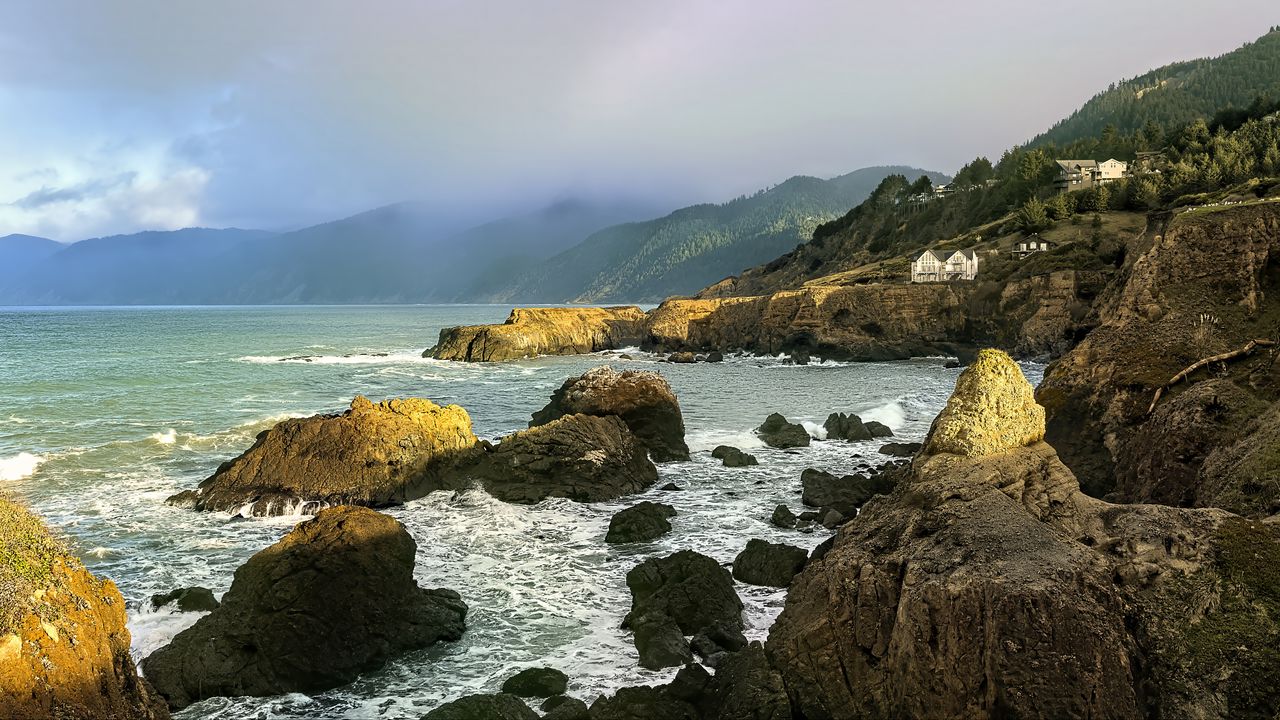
(0, 1), (1275, 241)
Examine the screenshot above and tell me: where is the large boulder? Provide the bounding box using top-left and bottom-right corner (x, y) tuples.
(822, 412), (871, 441)
(767, 349), (1280, 719)
(530, 366), (689, 462)
(468, 414), (658, 504)
(430, 306), (647, 362)
(167, 396), (478, 516)
(799, 467), (896, 516)
(712, 446), (758, 467)
(501, 667), (568, 698)
(0, 495), (170, 720)
(149, 587), (219, 613)
(732, 540), (807, 588)
(421, 693), (537, 720)
(623, 551), (743, 670)
(756, 414), (810, 449)
(141, 506), (466, 710)
(606, 502), (677, 544)
(588, 652), (791, 720)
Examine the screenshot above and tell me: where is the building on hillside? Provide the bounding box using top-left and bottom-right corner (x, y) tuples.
(932, 183), (953, 198)
(1054, 158), (1129, 193)
(1012, 234), (1054, 260)
(1132, 151), (1166, 175)
(1097, 158), (1128, 183)
(911, 248), (979, 282)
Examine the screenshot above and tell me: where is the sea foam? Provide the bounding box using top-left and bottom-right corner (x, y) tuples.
(0, 452), (44, 481)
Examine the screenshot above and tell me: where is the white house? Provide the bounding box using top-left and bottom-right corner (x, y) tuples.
(1012, 235), (1054, 260)
(911, 248), (979, 282)
(1096, 158), (1128, 183)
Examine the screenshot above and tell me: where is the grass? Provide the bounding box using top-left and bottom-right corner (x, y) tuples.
(0, 494), (74, 634)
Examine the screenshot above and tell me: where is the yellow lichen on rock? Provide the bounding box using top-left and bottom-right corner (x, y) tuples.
(922, 349), (1045, 457)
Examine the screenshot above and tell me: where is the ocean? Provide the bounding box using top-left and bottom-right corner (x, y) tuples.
(0, 305), (1043, 719)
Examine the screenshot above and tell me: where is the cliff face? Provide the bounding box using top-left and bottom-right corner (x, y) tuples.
(0, 496), (169, 720)
(1038, 202), (1280, 511)
(430, 306), (647, 362)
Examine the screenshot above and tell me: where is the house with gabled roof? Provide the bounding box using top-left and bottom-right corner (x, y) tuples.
(1054, 158), (1128, 193)
(911, 248), (979, 282)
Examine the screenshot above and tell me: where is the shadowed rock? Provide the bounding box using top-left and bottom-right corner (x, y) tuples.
(756, 414), (810, 449)
(712, 445), (758, 467)
(149, 586), (219, 613)
(732, 539), (807, 587)
(421, 693), (537, 719)
(501, 667), (568, 698)
(606, 502), (677, 544)
(623, 550), (743, 670)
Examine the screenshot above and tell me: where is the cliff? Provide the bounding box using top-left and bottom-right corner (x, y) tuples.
(429, 306), (647, 362)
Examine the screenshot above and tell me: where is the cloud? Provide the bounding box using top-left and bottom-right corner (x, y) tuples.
(10, 171), (138, 210)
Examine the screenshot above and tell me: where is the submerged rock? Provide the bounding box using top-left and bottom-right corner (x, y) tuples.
(769, 504), (797, 529)
(0, 495), (170, 720)
(877, 441), (922, 457)
(141, 506), (466, 710)
(732, 539), (807, 587)
(530, 366), (689, 462)
(822, 412), (871, 441)
(430, 306), (647, 362)
(167, 396), (478, 516)
(712, 445), (758, 467)
(606, 502), (677, 544)
(756, 413), (810, 449)
(149, 586), (219, 613)
(422, 693), (537, 720)
(501, 667), (569, 698)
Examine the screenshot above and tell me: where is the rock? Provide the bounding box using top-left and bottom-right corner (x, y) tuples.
(421, 693), (538, 720)
(712, 445), (758, 467)
(819, 508), (845, 529)
(660, 482), (683, 491)
(501, 667), (569, 698)
(800, 468), (895, 516)
(668, 351), (698, 364)
(706, 351), (724, 362)
(769, 504), (797, 529)
(631, 611), (693, 670)
(732, 539), (807, 587)
(468, 414), (658, 504)
(756, 413), (810, 449)
(588, 683), (700, 720)
(589, 650), (789, 720)
(789, 349), (810, 365)
(711, 643), (792, 720)
(606, 502), (677, 544)
(141, 506), (466, 710)
(624, 550), (743, 669)
(430, 306), (647, 362)
(923, 349), (1044, 457)
(542, 696), (590, 720)
(0, 495), (170, 720)
(944, 358), (962, 368)
(823, 412), (871, 441)
(530, 366), (689, 462)
(863, 421), (894, 438)
(149, 586), (219, 613)
(167, 396), (478, 516)
(878, 441), (922, 457)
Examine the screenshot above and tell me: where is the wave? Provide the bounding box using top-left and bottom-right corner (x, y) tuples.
(0, 452), (44, 481)
(149, 429), (178, 445)
(859, 401), (906, 431)
(236, 351), (429, 365)
(685, 429), (766, 453)
(800, 421), (829, 440)
(128, 604), (209, 662)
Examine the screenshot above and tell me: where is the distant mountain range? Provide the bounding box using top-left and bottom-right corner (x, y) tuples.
(0, 166), (940, 305)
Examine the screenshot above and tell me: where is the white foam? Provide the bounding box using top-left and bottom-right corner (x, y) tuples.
(859, 400), (906, 431)
(686, 429), (766, 452)
(149, 429), (178, 445)
(0, 452), (44, 481)
(129, 605), (209, 663)
(236, 351), (429, 365)
(800, 421), (829, 440)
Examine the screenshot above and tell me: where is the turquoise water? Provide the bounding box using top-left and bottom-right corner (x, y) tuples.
(0, 306), (1041, 719)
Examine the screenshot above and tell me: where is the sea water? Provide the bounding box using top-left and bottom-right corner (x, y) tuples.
(0, 305), (1043, 719)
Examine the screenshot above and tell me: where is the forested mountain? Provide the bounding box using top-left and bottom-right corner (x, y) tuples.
(0, 234), (62, 287)
(485, 167), (948, 303)
(1032, 27), (1280, 147)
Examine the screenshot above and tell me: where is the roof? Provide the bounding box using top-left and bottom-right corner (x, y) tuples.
(915, 249), (948, 263)
(1056, 159), (1098, 171)
(949, 248), (978, 261)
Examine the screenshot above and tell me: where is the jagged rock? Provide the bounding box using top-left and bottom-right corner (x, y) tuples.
(732, 539), (807, 587)
(624, 550), (743, 670)
(542, 696), (590, 720)
(756, 414), (810, 449)
(668, 351), (697, 364)
(789, 349), (810, 365)
(863, 421), (894, 438)
(149, 586), (219, 613)
(530, 366), (689, 461)
(501, 667), (568, 698)
(0, 495), (170, 720)
(430, 306), (647, 362)
(712, 643), (792, 720)
(422, 693), (537, 720)
(606, 502), (677, 544)
(632, 612), (693, 670)
(712, 445), (758, 467)
(877, 441), (921, 457)
(141, 506), (466, 710)
(923, 349), (1044, 457)
(469, 414), (657, 504)
(769, 504), (797, 529)
(799, 468), (894, 516)
(167, 396), (478, 516)
(706, 351), (725, 363)
(660, 482), (684, 492)
(823, 412), (871, 441)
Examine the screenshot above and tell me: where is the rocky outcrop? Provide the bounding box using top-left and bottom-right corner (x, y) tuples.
(624, 551), (744, 670)
(0, 495), (169, 720)
(799, 467), (897, 516)
(711, 446), (758, 467)
(430, 306), (647, 362)
(588, 650), (791, 720)
(467, 414), (658, 504)
(501, 667), (568, 698)
(756, 414), (810, 449)
(422, 693), (537, 720)
(530, 366), (689, 461)
(141, 506), (466, 710)
(167, 396), (478, 516)
(149, 587), (218, 613)
(606, 502), (677, 544)
(766, 349), (1280, 719)
(731, 540), (807, 588)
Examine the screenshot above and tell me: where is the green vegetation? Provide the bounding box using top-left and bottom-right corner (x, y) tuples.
(0, 495), (72, 633)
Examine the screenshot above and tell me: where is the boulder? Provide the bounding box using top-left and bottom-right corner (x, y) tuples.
(542, 696), (590, 720)
(0, 495), (170, 720)
(530, 366), (689, 461)
(863, 421), (894, 438)
(799, 468), (895, 516)
(877, 441), (922, 457)
(429, 306), (647, 362)
(711, 643), (792, 720)
(468, 414), (658, 504)
(605, 502), (677, 544)
(421, 693), (537, 720)
(944, 358), (962, 369)
(624, 550), (743, 670)
(712, 445), (758, 467)
(668, 351), (698, 364)
(167, 396), (478, 516)
(732, 539), (807, 587)
(588, 651), (790, 720)
(632, 611), (694, 670)
(769, 504), (797, 529)
(922, 349), (1044, 457)
(149, 586), (219, 613)
(789, 349), (811, 365)
(706, 351), (725, 363)
(141, 506), (466, 710)
(588, 683), (701, 720)
(756, 414), (810, 449)
(501, 667), (568, 698)
(822, 412), (871, 441)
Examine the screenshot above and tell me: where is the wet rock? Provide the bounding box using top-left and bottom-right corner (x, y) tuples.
(800, 468), (893, 516)
(819, 508), (845, 529)
(756, 413), (810, 449)
(864, 421), (894, 438)
(0, 496), (170, 720)
(769, 504), (797, 529)
(712, 445), (758, 467)
(430, 306), (647, 362)
(823, 412), (872, 441)
(501, 667), (569, 698)
(732, 539), (808, 587)
(878, 441), (922, 457)
(606, 501), (677, 544)
(668, 351), (698, 364)
(530, 366), (689, 462)
(421, 693), (537, 720)
(470, 414), (657, 504)
(624, 550), (743, 670)
(706, 351), (724, 363)
(541, 696), (590, 720)
(141, 506), (466, 710)
(712, 643), (792, 720)
(632, 612), (693, 670)
(167, 396), (478, 516)
(790, 349), (811, 365)
(660, 482), (684, 492)
(588, 683), (700, 720)
(149, 586), (219, 613)
(689, 620), (748, 665)
(944, 358), (962, 369)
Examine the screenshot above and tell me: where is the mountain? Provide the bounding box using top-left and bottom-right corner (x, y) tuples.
(485, 167), (948, 303)
(0, 234), (62, 287)
(1032, 27), (1280, 147)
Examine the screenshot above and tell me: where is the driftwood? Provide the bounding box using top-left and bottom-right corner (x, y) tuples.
(1147, 338), (1276, 414)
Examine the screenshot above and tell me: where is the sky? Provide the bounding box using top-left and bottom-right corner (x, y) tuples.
(0, 1), (1276, 242)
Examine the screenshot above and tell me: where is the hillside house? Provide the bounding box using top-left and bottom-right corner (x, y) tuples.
(1012, 235), (1054, 259)
(911, 248), (979, 282)
(1054, 158), (1128, 193)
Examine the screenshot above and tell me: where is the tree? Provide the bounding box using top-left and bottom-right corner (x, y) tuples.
(1016, 197), (1052, 233)
(1046, 192), (1073, 220)
(908, 175), (934, 196)
(953, 156), (994, 187)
